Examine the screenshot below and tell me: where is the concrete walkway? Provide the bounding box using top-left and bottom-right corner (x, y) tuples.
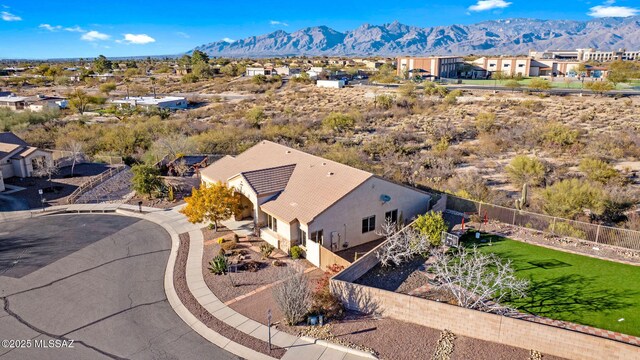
(0, 203), (376, 360)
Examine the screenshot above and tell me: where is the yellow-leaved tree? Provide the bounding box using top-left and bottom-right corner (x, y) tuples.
(180, 181), (240, 232)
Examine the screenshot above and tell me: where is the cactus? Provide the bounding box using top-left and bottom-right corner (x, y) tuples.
(515, 183), (528, 210)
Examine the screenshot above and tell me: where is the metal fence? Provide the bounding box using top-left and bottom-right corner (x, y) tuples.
(445, 195), (640, 251)
(67, 165), (127, 204)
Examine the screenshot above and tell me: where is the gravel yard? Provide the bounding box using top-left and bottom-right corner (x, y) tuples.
(201, 227), (314, 303)
(354, 257), (428, 293)
(173, 233), (287, 358)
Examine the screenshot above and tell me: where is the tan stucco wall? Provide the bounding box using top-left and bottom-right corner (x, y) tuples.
(307, 177), (430, 251)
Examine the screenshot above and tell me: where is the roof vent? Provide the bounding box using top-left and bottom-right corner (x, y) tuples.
(285, 150), (291, 154)
(322, 162), (327, 166)
(327, 172), (334, 176)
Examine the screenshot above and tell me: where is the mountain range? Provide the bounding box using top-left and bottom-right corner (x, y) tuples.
(191, 17), (640, 57)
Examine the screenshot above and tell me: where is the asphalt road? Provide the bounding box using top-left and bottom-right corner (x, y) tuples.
(0, 214), (239, 360)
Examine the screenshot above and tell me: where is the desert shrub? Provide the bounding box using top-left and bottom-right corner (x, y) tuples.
(272, 267), (312, 325)
(181, 73), (199, 83)
(540, 122), (580, 149)
(260, 243), (275, 258)
(375, 94), (395, 109)
(475, 112), (497, 133)
(398, 82), (417, 98)
(550, 222), (587, 239)
(310, 264), (345, 319)
(290, 245), (303, 259)
(245, 106), (265, 128)
(208, 255), (228, 275)
(505, 155), (546, 187)
(578, 157), (620, 184)
(322, 112), (355, 133)
(252, 74), (267, 84)
(433, 136), (450, 153)
(541, 179), (606, 219)
(413, 211), (448, 246)
(446, 172), (493, 202)
(221, 240), (238, 251)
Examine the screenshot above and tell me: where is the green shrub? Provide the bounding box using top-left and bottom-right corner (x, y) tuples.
(541, 179), (606, 219)
(375, 94), (395, 109)
(505, 155), (546, 187)
(245, 106), (265, 128)
(475, 112), (497, 133)
(540, 122), (579, 148)
(413, 211), (448, 247)
(549, 222), (587, 239)
(290, 245), (303, 259)
(578, 158), (619, 184)
(260, 243), (275, 258)
(322, 112), (355, 133)
(208, 255), (228, 275)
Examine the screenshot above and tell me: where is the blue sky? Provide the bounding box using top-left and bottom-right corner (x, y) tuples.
(0, 0), (638, 59)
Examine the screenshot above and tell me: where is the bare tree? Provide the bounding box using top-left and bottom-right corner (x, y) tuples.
(429, 246), (529, 314)
(32, 157), (59, 190)
(376, 218), (431, 267)
(63, 140), (85, 177)
(150, 134), (195, 163)
(173, 159), (190, 177)
(272, 266), (312, 325)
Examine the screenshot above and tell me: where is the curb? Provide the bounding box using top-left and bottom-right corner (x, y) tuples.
(299, 336), (378, 359)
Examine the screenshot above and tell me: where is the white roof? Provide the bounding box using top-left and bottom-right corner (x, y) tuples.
(0, 96), (27, 103)
(112, 96), (186, 105)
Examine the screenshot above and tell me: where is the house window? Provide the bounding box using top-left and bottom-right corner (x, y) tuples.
(310, 230), (323, 244)
(299, 229), (307, 247)
(518, 64), (525, 67)
(267, 214), (277, 232)
(489, 64), (496, 67)
(385, 209), (398, 224)
(362, 215), (376, 233)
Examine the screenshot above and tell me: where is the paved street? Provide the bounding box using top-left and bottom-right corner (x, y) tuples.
(0, 214), (239, 360)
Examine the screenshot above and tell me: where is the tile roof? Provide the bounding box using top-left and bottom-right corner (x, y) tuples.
(0, 132), (28, 147)
(238, 164), (296, 195)
(201, 141), (373, 224)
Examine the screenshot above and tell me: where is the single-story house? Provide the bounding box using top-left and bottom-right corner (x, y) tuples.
(111, 96), (188, 110)
(246, 67), (275, 76)
(200, 141), (430, 267)
(0, 94), (67, 112)
(0, 132), (53, 189)
(317, 80), (345, 89)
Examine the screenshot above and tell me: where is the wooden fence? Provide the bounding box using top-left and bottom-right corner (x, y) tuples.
(67, 165), (127, 204)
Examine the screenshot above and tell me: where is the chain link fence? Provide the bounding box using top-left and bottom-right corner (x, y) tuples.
(445, 194), (640, 251)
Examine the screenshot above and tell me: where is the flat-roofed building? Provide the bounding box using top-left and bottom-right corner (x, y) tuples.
(396, 56), (463, 79)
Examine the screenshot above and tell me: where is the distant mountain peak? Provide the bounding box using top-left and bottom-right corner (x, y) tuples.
(192, 16), (640, 57)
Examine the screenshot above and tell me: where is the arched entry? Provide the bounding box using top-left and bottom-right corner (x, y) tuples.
(234, 192), (254, 221)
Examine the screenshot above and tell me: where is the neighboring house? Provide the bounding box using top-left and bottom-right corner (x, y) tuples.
(246, 67), (275, 76)
(317, 79), (345, 88)
(200, 141), (430, 267)
(273, 66), (300, 76)
(396, 56), (463, 79)
(111, 96), (188, 110)
(0, 132), (53, 186)
(0, 94), (67, 112)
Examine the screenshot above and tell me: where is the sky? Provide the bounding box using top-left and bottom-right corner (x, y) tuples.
(0, 0), (638, 59)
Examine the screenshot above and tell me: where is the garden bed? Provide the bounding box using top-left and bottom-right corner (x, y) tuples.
(173, 233), (286, 358)
(201, 228), (313, 303)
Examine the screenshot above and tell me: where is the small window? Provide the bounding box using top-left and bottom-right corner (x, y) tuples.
(503, 64), (510, 67)
(518, 64), (525, 67)
(362, 215), (376, 233)
(385, 209), (398, 224)
(299, 229), (307, 247)
(310, 230), (323, 244)
(489, 64), (496, 67)
(267, 214), (277, 232)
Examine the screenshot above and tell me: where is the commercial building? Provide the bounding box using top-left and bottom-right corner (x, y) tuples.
(396, 56), (463, 79)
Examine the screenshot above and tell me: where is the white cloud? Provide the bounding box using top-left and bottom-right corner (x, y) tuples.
(81, 30), (110, 41)
(120, 33), (156, 44)
(222, 37), (235, 43)
(40, 24), (62, 31)
(1, 11), (21, 21)
(588, 3), (639, 17)
(468, 0), (512, 11)
(270, 20), (289, 26)
(176, 31), (190, 38)
(65, 26), (85, 32)
(40, 24), (86, 33)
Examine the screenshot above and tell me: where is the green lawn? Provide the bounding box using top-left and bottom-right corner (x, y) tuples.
(461, 232), (640, 337)
(459, 78), (629, 90)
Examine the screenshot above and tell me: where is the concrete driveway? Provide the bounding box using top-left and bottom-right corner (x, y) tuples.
(0, 214), (240, 360)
